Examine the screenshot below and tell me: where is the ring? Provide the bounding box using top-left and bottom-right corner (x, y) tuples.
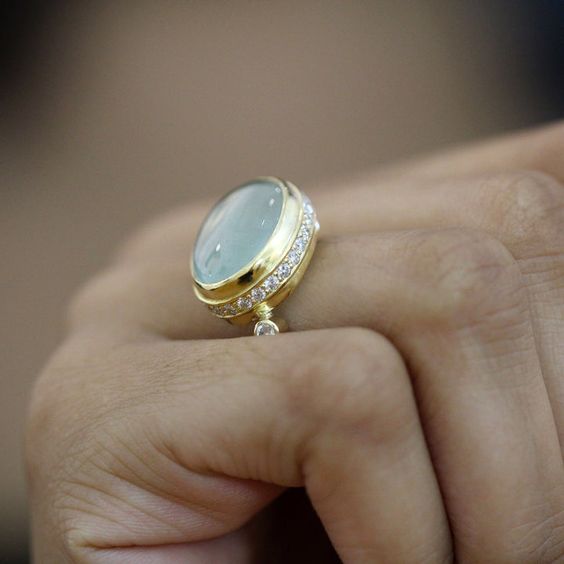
(191, 177), (319, 335)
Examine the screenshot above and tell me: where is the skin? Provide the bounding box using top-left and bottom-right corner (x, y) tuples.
(26, 121), (564, 563)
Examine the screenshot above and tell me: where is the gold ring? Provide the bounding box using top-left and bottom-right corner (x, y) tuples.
(191, 177), (319, 335)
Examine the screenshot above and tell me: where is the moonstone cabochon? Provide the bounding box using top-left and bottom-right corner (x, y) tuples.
(192, 180), (285, 285)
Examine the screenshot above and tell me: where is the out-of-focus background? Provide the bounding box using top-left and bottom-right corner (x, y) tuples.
(1, 1), (563, 560)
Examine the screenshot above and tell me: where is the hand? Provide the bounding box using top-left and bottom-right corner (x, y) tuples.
(27, 122), (564, 563)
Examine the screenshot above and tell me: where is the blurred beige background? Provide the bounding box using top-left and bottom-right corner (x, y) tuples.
(1, 1), (562, 559)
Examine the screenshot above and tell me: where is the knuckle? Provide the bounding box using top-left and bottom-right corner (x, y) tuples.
(410, 228), (526, 329)
(479, 171), (564, 249)
(288, 328), (413, 440)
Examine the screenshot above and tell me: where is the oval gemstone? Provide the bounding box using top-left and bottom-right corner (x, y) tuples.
(193, 179), (284, 284)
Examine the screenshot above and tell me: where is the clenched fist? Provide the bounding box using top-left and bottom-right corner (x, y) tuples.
(27, 122), (564, 563)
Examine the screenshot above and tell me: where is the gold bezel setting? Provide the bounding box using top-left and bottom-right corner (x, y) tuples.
(191, 177), (319, 327)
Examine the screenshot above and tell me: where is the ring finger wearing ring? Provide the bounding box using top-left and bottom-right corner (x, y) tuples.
(191, 177), (319, 335)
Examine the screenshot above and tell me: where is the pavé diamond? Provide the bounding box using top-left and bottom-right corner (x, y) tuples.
(251, 287), (266, 303)
(237, 296), (252, 311)
(277, 263), (291, 279)
(223, 304), (236, 316)
(287, 250), (300, 266)
(293, 237), (305, 253)
(263, 275), (279, 293)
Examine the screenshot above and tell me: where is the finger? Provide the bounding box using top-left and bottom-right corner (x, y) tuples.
(29, 328), (450, 563)
(310, 170), (564, 458)
(281, 228), (564, 561)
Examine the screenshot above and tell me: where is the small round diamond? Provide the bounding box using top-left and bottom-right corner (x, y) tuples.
(251, 287), (266, 303)
(293, 237), (305, 253)
(236, 296), (252, 311)
(287, 250), (300, 266)
(263, 275), (279, 293)
(254, 319), (279, 336)
(223, 304), (236, 317)
(304, 201), (314, 215)
(300, 226), (310, 241)
(277, 263), (291, 280)
(303, 214), (313, 227)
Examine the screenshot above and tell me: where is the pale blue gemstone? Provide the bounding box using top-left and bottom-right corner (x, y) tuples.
(193, 180), (284, 284)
